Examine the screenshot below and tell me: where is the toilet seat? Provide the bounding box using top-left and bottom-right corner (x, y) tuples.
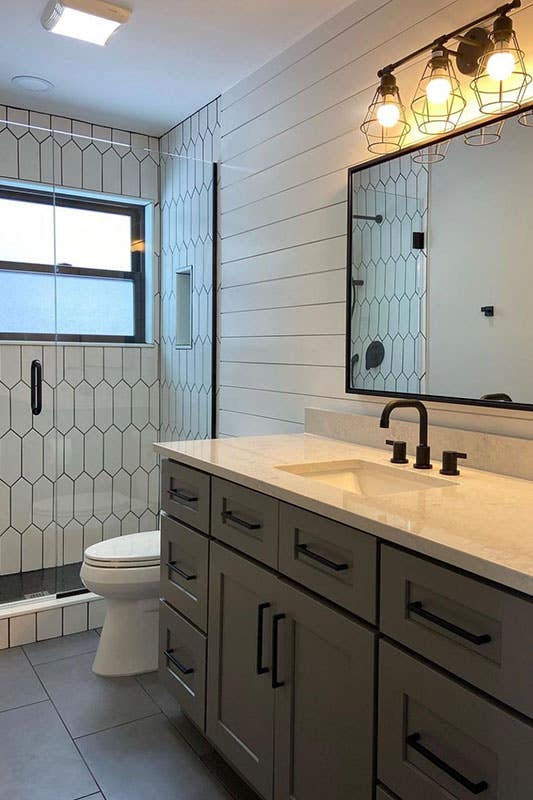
(84, 530), (160, 569)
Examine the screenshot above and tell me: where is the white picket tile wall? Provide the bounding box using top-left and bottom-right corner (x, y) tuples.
(217, 0), (533, 439)
(0, 108), (161, 574)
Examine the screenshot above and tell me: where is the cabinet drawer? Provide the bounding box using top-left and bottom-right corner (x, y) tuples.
(161, 459), (210, 534)
(378, 641), (533, 800)
(211, 477), (279, 567)
(160, 515), (209, 632)
(279, 503), (377, 624)
(380, 546), (533, 716)
(159, 601), (207, 731)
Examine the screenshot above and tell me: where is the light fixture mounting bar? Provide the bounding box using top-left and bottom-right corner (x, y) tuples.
(377, 0), (521, 77)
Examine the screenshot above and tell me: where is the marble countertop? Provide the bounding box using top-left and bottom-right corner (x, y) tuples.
(155, 434), (533, 596)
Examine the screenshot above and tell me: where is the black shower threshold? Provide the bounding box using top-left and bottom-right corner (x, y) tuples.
(0, 562), (85, 605)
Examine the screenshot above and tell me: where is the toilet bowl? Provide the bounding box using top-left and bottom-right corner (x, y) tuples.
(80, 530), (160, 677)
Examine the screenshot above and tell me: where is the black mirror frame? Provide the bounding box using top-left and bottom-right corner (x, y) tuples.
(345, 101), (533, 413)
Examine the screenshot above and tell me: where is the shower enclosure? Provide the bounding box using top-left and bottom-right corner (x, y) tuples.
(0, 102), (218, 605)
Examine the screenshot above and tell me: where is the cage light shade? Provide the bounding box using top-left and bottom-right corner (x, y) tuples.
(411, 49), (466, 136)
(41, 0), (130, 46)
(471, 15), (531, 115)
(360, 73), (411, 154)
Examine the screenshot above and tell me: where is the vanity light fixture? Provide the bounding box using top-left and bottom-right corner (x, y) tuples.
(518, 108), (533, 126)
(41, 0), (130, 46)
(411, 139), (450, 164)
(361, 0), (531, 153)
(360, 71), (411, 154)
(471, 12), (531, 114)
(464, 118), (505, 145)
(411, 47), (466, 135)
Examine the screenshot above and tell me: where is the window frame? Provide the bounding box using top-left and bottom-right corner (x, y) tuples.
(0, 185), (146, 344)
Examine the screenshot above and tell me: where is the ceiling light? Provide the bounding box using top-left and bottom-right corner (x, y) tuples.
(41, 0), (130, 46)
(11, 75), (54, 93)
(360, 72), (411, 154)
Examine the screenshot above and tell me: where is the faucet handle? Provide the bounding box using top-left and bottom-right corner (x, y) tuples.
(440, 451), (467, 476)
(385, 439), (408, 464)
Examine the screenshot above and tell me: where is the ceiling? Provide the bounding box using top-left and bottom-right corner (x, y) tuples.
(0, 0), (353, 136)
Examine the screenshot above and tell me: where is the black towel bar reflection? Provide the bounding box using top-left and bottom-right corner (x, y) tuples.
(407, 601), (491, 645)
(407, 732), (488, 794)
(164, 648), (194, 676)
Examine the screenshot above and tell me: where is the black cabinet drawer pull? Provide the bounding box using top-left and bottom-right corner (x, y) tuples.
(221, 510), (261, 531)
(164, 648), (194, 676)
(407, 732), (488, 794)
(407, 601), (491, 646)
(168, 488), (199, 503)
(272, 613), (285, 689)
(256, 602), (271, 675)
(166, 560), (197, 581)
(295, 543), (349, 572)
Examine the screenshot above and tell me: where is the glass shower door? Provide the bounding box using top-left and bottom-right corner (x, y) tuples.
(0, 110), (60, 598)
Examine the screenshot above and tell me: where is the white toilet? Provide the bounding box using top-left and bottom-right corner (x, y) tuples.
(80, 530), (160, 677)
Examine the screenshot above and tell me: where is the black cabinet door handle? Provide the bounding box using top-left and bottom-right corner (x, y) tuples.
(256, 602), (271, 675)
(166, 560), (197, 581)
(164, 648), (194, 676)
(407, 732), (488, 794)
(272, 613), (286, 689)
(407, 601), (491, 646)
(221, 510), (261, 531)
(30, 360), (42, 416)
(168, 488), (199, 504)
(295, 543), (349, 572)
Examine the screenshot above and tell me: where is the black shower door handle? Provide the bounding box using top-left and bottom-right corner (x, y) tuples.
(31, 360), (42, 416)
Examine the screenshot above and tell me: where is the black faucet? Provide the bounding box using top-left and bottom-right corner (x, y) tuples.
(379, 399), (432, 470)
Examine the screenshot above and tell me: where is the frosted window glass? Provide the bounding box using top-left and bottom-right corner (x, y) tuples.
(0, 271), (134, 337)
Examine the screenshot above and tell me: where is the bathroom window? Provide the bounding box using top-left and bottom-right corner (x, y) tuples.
(0, 186), (147, 342)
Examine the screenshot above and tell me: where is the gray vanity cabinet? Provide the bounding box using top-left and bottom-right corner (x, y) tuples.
(273, 578), (375, 800)
(207, 540), (375, 800)
(378, 641), (533, 799)
(207, 541), (278, 800)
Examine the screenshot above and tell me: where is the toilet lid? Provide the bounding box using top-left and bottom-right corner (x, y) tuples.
(84, 530), (160, 568)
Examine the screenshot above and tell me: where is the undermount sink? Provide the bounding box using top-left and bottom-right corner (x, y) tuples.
(276, 459), (456, 497)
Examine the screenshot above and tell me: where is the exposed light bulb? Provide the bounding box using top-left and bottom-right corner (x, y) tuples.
(376, 100), (400, 128)
(487, 49), (515, 81)
(426, 75), (452, 104)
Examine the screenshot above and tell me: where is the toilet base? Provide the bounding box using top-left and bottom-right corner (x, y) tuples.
(92, 596), (159, 677)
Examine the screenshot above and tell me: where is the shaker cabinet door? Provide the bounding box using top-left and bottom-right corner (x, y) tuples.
(207, 542), (278, 800)
(273, 579), (375, 800)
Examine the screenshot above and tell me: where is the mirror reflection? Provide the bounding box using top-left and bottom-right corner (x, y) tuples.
(347, 107), (533, 408)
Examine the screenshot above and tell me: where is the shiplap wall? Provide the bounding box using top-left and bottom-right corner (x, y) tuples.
(217, 0), (533, 439)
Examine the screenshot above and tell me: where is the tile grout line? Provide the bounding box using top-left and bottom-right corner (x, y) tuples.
(73, 710), (163, 742)
(0, 697), (50, 717)
(20, 646), (107, 799)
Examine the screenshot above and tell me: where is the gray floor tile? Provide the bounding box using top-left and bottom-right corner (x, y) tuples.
(24, 630), (99, 665)
(202, 751), (261, 800)
(0, 700), (97, 800)
(0, 647), (47, 712)
(137, 671), (213, 757)
(35, 651), (159, 738)
(78, 714), (230, 800)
